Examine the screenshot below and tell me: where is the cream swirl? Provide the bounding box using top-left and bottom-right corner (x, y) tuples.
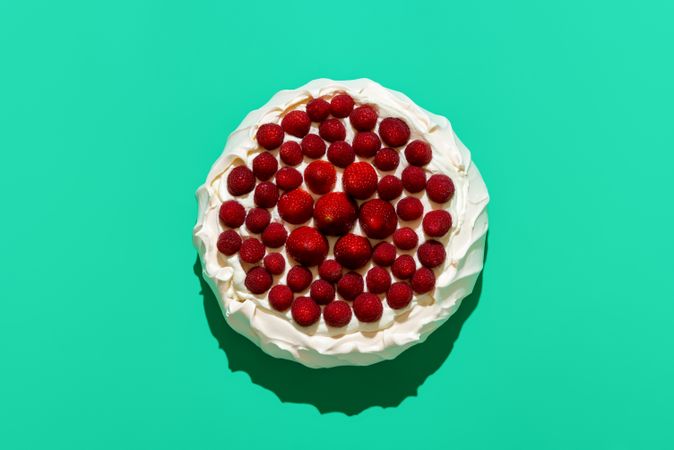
(193, 79), (489, 368)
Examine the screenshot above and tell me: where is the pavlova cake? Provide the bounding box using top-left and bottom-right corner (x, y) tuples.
(193, 79), (488, 368)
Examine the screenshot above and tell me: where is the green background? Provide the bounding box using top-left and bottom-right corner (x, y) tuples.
(2, 1), (673, 449)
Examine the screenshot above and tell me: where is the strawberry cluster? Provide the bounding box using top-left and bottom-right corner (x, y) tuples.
(217, 93), (456, 329)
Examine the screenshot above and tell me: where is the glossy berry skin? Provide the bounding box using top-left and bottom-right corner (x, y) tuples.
(330, 94), (354, 118)
(336, 271), (364, 300)
(319, 118), (346, 142)
(252, 152), (278, 181)
(256, 123), (284, 150)
(349, 105), (378, 131)
(275, 167), (303, 191)
(393, 227), (419, 250)
(285, 226), (329, 267)
(261, 222), (288, 248)
(301, 133), (326, 159)
(396, 197), (424, 221)
(353, 293), (383, 322)
(366, 266), (392, 294)
(245, 208), (271, 234)
(426, 174), (455, 203)
(352, 132), (381, 158)
(268, 285), (294, 311)
(342, 162), (378, 200)
(327, 141), (356, 168)
(334, 234), (372, 270)
(217, 230), (242, 255)
(277, 189), (314, 224)
(304, 160), (336, 195)
(404, 140), (432, 166)
(411, 268), (436, 294)
(318, 259), (343, 283)
(372, 242), (396, 267)
(239, 237), (265, 264)
(291, 296), (321, 326)
(306, 98), (330, 122)
(310, 279), (336, 305)
(401, 166), (427, 193)
(227, 166), (256, 196)
(286, 265), (313, 292)
(254, 182), (279, 208)
(358, 199), (398, 239)
(378, 117), (410, 147)
(392, 255), (416, 280)
(219, 200), (246, 228)
(323, 301), (352, 327)
(245, 267), (273, 294)
(422, 210), (452, 237)
(279, 141), (303, 166)
(386, 282), (413, 309)
(281, 110), (311, 137)
(313, 192), (358, 236)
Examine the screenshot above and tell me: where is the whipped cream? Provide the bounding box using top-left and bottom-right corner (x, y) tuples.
(193, 79), (489, 368)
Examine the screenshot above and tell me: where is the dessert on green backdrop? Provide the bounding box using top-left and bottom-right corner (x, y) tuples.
(193, 79), (489, 368)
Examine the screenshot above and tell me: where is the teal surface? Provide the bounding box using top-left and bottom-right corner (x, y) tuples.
(2, 1), (673, 449)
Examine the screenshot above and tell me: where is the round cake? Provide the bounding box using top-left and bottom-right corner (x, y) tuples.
(193, 79), (489, 368)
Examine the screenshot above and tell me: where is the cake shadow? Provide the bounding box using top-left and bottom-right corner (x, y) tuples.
(193, 238), (487, 416)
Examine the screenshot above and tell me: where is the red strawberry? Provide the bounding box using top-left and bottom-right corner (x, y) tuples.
(401, 166), (427, 193)
(291, 296), (321, 326)
(301, 133), (326, 159)
(279, 141), (303, 166)
(268, 285), (293, 311)
(327, 141), (355, 168)
(318, 259), (343, 283)
(285, 226), (329, 266)
(386, 282), (413, 309)
(281, 110), (311, 137)
(319, 118), (346, 142)
(411, 268), (436, 294)
(392, 255), (416, 279)
(217, 230), (242, 255)
(252, 152), (278, 181)
(310, 279), (335, 305)
(219, 200), (245, 228)
(256, 123), (284, 150)
(286, 265), (313, 292)
(379, 117), (410, 147)
(254, 181), (279, 208)
(349, 105), (378, 131)
(306, 98), (330, 122)
(404, 140), (432, 166)
(372, 241), (396, 266)
(227, 166), (256, 196)
(373, 148), (400, 171)
(377, 175), (403, 201)
(323, 300), (352, 327)
(342, 162), (378, 200)
(245, 207), (271, 234)
(366, 266), (391, 294)
(275, 167), (303, 191)
(245, 267), (273, 294)
(358, 198), (398, 239)
(336, 271), (364, 300)
(426, 174), (455, 203)
(396, 196), (424, 221)
(417, 240), (446, 268)
(304, 160), (336, 195)
(313, 192), (358, 236)
(330, 94), (354, 118)
(239, 238), (265, 264)
(334, 233), (372, 270)
(422, 210), (452, 237)
(263, 252), (286, 275)
(277, 189), (314, 224)
(261, 222), (288, 248)
(353, 293), (383, 322)
(352, 132), (382, 158)
(393, 227), (419, 250)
